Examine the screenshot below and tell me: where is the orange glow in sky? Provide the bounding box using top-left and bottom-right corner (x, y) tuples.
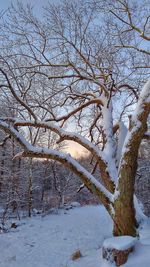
(64, 141), (89, 158)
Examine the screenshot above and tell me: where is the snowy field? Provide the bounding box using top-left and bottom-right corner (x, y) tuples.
(0, 205), (150, 267)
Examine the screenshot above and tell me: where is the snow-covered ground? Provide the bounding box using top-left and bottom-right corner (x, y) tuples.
(0, 205), (150, 267)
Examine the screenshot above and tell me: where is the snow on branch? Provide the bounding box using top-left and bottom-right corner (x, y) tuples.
(9, 118), (106, 162)
(115, 79), (150, 197)
(121, 78), (150, 160)
(100, 95), (118, 183)
(0, 119), (114, 209)
(14, 118), (118, 185)
(116, 121), (128, 167)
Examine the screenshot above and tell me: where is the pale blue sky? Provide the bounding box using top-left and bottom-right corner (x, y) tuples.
(0, 0), (57, 13)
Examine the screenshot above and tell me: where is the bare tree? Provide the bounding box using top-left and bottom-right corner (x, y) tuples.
(51, 161), (74, 208)
(0, 0), (149, 247)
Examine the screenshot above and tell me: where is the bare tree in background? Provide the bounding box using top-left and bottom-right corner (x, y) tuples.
(51, 161), (73, 208)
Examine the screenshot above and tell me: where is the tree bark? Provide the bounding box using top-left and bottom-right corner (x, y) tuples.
(113, 82), (150, 236)
(113, 200), (138, 237)
(102, 245), (134, 266)
(113, 159), (138, 236)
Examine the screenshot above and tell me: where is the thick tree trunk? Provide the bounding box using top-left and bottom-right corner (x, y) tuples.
(113, 163), (138, 237)
(113, 90), (150, 236)
(113, 200), (138, 237)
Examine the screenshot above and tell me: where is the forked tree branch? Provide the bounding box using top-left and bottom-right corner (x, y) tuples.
(0, 116), (116, 192)
(0, 119), (114, 213)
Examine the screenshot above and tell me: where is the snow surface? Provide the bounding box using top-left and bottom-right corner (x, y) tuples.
(103, 236), (136, 251)
(0, 205), (150, 267)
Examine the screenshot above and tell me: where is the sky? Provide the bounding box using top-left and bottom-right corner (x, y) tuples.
(0, 0), (87, 158)
(0, 0), (57, 14)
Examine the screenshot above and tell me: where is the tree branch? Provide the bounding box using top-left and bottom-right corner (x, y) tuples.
(0, 68), (37, 121)
(0, 119), (113, 212)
